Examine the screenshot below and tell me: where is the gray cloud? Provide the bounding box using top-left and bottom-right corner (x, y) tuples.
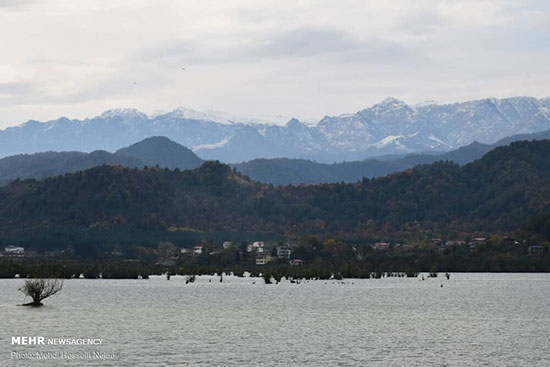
(1, 0), (549, 128)
(339, 39), (427, 64)
(247, 27), (426, 65)
(140, 27), (425, 66)
(397, 10), (447, 35)
(252, 27), (357, 57)
(0, 0), (37, 9)
(138, 40), (201, 65)
(0, 82), (34, 95)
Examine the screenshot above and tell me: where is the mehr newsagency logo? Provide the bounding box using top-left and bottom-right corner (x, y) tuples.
(12, 336), (103, 346)
(10, 336), (116, 361)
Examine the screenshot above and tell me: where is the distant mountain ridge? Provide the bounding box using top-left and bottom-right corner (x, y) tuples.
(2, 129), (550, 186)
(235, 129), (550, 185)
(0, 137), (203, 182)
(1, 96), (549, 162)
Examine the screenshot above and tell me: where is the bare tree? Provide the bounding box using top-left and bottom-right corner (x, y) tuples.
(19, 278), (64, 307)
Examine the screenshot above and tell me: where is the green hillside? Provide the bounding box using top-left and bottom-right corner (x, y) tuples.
(1, 140), (549, 252)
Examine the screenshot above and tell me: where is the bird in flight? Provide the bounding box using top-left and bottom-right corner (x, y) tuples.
(181, 67), (186, 71)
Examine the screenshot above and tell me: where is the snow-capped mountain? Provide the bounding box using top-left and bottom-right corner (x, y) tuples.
(1, 96), (549, 163)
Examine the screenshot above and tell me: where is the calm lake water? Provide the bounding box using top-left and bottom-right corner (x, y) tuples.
(1, 273), (549, 366)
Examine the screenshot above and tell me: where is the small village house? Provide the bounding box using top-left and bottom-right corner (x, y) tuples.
(2, 246), (25, 257)
(373, 242), (390, 250)
(277, 245), (292, 259)
(247, 241), (265, 252)
(528, 245), (545, 256)
(445, 240), (466, 247)
(256, 253), (273, 265)
(289, 259), (303, 266)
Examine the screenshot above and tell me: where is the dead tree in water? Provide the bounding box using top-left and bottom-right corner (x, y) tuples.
(19, 278), (64, 307)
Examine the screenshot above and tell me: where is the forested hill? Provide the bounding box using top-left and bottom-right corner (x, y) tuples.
(1, 140), (550, 248)
(115, 136), (203, 169)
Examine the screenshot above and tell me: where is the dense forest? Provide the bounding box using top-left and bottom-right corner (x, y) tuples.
(0, 140), (550, 253)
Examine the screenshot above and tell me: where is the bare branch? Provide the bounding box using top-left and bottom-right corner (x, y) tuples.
(19, 278), (64, 306)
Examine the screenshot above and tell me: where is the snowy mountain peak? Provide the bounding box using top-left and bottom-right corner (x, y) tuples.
(164, 107), (234, 124)
(363, 97), (413, 117)
(377, 97), (407, 108)
(99, 108), (148, 120)
(163, 107), (290, 126)
(483, 97), (500, 106)
(1, 96), (550, 163)
(285, 118), (305, 128)
(413, 100), (439, 107)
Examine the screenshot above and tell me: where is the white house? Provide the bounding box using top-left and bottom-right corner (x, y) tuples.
(289, 259), (303, 266)
(4, 246), (24, 256)
(277, 246), (292, 259)
(247, 241), (265, 252)
(256, 253), (273, 265)
(258, 246), (271, 254)
(373, 242), (390, 250)
(471, 237), (487, 245)
(445, 240), (466, 247)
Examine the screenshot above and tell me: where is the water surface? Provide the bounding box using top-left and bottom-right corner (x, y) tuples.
(1, 273), (549, 366)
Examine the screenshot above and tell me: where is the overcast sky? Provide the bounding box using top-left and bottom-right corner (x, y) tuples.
(0, 0), (549, 128)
